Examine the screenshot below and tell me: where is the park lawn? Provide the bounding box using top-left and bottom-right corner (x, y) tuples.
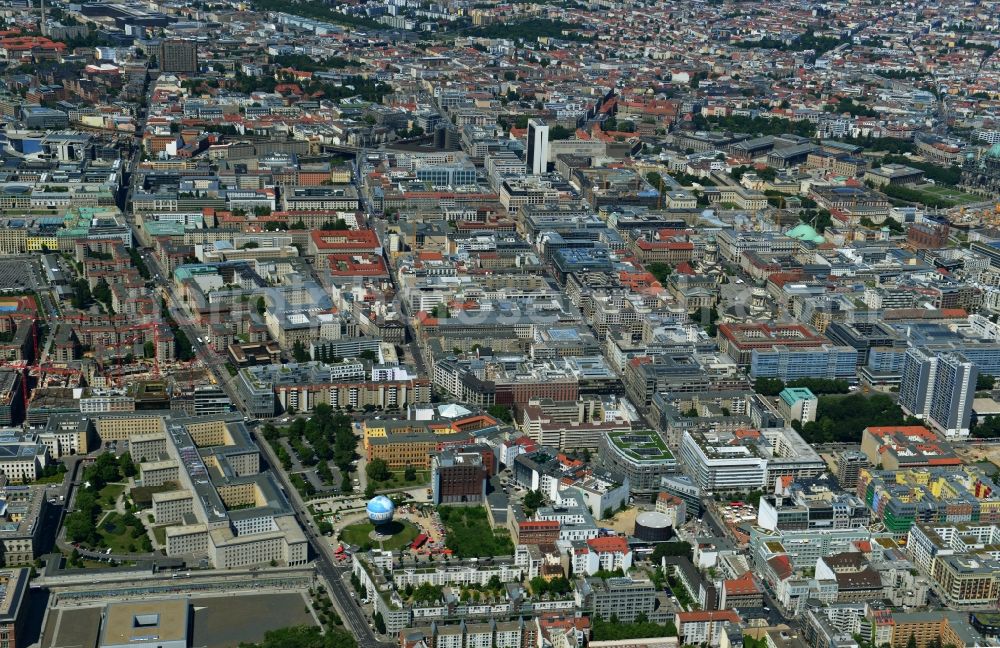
(340, 520), (420, 551)
(439, 506), (513, 558)
(372, 470), (430, 491)
(96, 484), (125, 509)
(918, 183), (980, 204)
(97, 512), (149, 554)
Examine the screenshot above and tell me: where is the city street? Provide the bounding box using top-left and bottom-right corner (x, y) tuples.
(250, 422), (392, 648)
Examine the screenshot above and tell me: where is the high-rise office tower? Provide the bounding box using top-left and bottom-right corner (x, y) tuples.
(158, 39), (199, 74)
(928, 352), (977, 439)
(899, 347), (977, 439)
(526, 119), (549, 175)
(898, 347), (936, 420)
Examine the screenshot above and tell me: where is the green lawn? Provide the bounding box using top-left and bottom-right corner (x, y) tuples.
(439, 506), (513, 558)
(372, 470), (430, 491)
(917, 183), (980, 204)
(152, 524), (177, 545)
(32, 472), (67, 485)
(96, 512), (150, 554)
(340, 519), (420, 551)
(96, 484), (125, 509)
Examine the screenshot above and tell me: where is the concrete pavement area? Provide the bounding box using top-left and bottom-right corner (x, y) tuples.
(40, 591), (317, 648)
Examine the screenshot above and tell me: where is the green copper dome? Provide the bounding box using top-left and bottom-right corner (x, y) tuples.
(786, 223), (825, 244)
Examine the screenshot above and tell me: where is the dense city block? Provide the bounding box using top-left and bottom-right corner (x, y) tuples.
(0, 0), (997, 647)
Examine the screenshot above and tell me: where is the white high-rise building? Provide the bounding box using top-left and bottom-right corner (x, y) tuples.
(526, 119), (549, 175)
(928, 353), (977, 439)
(899, 347), (977, 439)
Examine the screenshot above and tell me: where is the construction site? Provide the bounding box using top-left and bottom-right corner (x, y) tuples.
(0, 251), (228, 426)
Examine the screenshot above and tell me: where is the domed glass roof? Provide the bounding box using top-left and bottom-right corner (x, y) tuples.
(989, 143), (1000, 158)
(786, 223), (825, 244)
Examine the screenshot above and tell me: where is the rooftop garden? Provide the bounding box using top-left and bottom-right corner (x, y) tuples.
(608, 431), (673, 460)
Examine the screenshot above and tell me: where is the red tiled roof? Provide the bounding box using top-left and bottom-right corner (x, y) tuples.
(767, 555), (793, 581)
(325, 254), (388, 276)
(677, 610), (740, 624)
(723, 573), (760, 596)
(587, 536), (629, 554)
(865, 425), (934, 438)
(310, 229), (380, 250)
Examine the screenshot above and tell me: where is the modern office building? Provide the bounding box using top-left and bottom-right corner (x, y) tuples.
(778, 387), (818, 424)
(158, 39), (198, 74)
(757, 489), (870, 532)
(661, 473), (702, 519)
(899, 348), (977, 439)
(679, 427), (824, 492)
(836, 451), (869, 489)
(526, 119), (550, 175)
(679, 429), (768, 492)
(749, 344), (858, 381)
(599, 430), (677, 494)
(928, 353), (977, 439)
(430, 448), (488, 505)
(576, 576), (656, 623)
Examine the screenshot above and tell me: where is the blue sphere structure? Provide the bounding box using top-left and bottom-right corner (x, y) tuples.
(366, 495), (395, 525)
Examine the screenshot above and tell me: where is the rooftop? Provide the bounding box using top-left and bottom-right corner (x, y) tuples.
(99, 598), (190, 647)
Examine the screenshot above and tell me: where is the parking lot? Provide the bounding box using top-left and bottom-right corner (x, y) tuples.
(0, 256), (42, 292)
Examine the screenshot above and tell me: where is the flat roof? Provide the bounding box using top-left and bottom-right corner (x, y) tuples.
(607, 430), (674, 461)
(99, 598), (189, 647)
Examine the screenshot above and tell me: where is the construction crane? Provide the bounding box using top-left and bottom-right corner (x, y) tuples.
(31, 364), (82, 383)
(90, 320), (164, 378)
